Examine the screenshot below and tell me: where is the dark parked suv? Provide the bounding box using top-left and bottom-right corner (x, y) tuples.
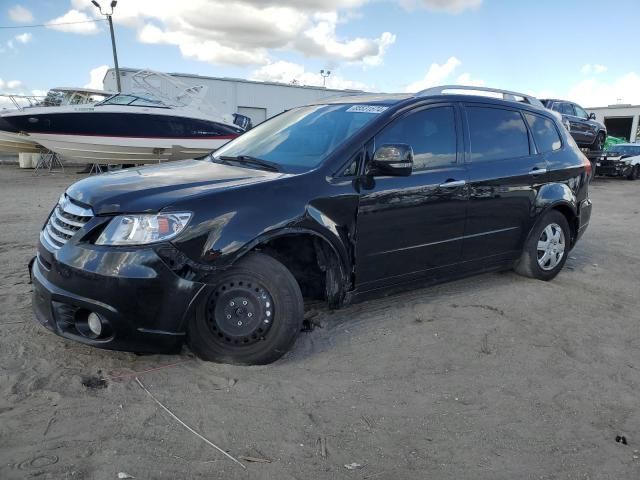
(541, 99), (607, 151)
(31, 86), (593, 365)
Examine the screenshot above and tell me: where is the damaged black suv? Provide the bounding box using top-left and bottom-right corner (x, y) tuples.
(32, 86), (593, 365)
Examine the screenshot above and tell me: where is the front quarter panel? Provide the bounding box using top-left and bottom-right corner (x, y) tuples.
(167, 172), (358, 277)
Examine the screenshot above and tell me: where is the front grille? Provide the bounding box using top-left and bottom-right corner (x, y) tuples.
(42, 194), (93, 250)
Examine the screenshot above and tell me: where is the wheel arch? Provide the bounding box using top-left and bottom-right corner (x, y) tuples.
(534, 183), (579, 246)
(235, 227), (351, 307)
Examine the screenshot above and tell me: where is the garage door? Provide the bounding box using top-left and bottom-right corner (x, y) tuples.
(238, 107), (267, 126)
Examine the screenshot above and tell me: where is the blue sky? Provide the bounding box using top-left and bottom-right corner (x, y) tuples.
(1, 0), (639, 107)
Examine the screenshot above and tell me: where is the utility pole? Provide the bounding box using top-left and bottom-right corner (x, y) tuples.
(320, 69), (331, 88)
(91, 1), (121, 92)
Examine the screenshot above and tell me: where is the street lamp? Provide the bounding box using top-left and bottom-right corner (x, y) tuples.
(91, 0), (121, 92)
(320, 69), (331, 87)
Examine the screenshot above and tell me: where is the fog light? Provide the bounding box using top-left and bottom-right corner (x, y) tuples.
(87, 313), (103, 337)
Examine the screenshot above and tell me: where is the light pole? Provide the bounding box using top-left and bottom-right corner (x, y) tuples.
(91, 1), (121, 92)
(320, 69), (331, 88)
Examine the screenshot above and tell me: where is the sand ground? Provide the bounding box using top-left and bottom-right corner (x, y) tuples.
(0, 165), (638, 479)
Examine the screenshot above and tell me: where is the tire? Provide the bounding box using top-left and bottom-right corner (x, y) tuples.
(515, 210), (571, 281)
(591, 132), (605, 152)
(188, 252), (304, 365)
(627, 165), (639, 181)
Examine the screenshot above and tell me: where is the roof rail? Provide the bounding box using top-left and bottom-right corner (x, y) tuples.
(417, 85), (543, 107)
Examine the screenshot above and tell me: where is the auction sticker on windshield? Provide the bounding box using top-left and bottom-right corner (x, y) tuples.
(346, 105), (389, 114)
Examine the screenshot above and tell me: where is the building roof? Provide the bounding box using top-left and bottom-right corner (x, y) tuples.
(105, 67), (364, 94)
(587, 104), (640, 110)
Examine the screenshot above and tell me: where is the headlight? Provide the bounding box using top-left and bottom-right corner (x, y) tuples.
(96, 212), (192, 246)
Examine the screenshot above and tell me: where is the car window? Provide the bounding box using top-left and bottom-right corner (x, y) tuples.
(573, 105), (588, 119)
(556, 103), (575, 116)
(375, 106), (457, 170)
(466, 106), (530, 162)
(524, 113), (562, 153)
(213, 104), (384, 173)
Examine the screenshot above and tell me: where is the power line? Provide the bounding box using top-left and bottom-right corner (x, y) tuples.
(0, 19), (106, 29)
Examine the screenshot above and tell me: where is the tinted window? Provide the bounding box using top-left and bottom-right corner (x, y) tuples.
(574, 105), (588, 119)
(375, 106), (457, 170)
(556, 103), (575, 116)
(525, 113), (562, 153)
(467, 107), (530, 162)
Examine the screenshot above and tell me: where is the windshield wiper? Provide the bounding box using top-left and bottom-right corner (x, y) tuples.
(217, 155), (280, 172)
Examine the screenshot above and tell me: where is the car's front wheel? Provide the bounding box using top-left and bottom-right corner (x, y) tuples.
(627, 165), (639, 181)
(188, 252), (303, 365)
(515, 210), (570, 281)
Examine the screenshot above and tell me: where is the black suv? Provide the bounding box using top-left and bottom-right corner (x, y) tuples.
(31, 86), (593, 365)
(541, 99), (607, 150)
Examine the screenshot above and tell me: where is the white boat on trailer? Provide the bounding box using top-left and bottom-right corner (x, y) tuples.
(0, 88), (115, 154)
(1, 71), (245, 165)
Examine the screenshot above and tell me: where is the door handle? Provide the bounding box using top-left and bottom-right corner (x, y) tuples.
(439, 179), (466, 188)
(529, 168), (547, 175)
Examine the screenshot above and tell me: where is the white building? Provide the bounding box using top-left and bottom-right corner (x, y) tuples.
(586, 104), (640, 143)
(103, 68), (361, 126)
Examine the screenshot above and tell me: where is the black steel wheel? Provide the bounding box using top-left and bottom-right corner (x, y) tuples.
(188, 252), (303, 365)
(627, 165), (639, 181)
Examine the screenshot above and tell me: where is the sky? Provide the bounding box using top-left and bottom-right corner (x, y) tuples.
(1, 0), (639, 108)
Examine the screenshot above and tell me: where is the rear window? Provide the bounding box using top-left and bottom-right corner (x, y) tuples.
(524, 113), (562, 153)
(467, 107), (530, 162)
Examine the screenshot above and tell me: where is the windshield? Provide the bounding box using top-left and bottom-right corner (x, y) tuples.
(100, 94), (167, 108)
(212, 104), (386, 172)
(605, 144), (640, 155)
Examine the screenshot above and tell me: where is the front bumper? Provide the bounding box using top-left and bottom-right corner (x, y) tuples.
(594, 160), (632, 177)
(31, 238), (206, 354)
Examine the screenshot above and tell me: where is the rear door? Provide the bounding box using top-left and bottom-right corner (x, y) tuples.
(571, 104), (597, 145)
(555, 102), (587, 144)
(462, 104), (547, 261)
(355, 104), (468, 289)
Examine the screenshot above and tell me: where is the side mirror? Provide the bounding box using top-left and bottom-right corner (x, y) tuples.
(370, 143), (413, 177)
(588, 112), (596, 120)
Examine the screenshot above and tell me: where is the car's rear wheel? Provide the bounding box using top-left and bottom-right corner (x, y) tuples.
(515, 210), (570, 281)
(188, 252), (303, 365)
(591, 132), (605, 152)
(627, 165), (639, 181)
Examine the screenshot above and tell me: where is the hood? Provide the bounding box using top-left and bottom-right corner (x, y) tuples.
(66, 159), (290, 215)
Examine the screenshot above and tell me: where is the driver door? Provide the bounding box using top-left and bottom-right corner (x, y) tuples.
(355, 104), (468, 290)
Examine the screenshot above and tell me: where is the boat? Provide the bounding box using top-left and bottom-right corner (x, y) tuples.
(1, 71), (245, 164)
(0, 88), (115, 154)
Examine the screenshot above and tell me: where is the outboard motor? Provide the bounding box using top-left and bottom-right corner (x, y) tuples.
(233, 113), (253, 131)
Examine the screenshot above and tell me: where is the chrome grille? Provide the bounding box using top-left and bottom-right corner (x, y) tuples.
(42, 194), (93, 250)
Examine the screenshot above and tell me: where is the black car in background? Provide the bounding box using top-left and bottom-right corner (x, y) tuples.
(31, 86), (593, 365)
(542, 99), (607, 150)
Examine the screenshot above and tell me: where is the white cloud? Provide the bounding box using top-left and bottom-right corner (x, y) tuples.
(46, 9), (99, 34)
(400, 0), (482, 13)
(406, 56), (473, 91)
(455, 72), (485, 87)
(85, 65), (109, 90)
(14, 32), (32, 44)
(8, 5), (34, 23)
(581, 64), (608, 75)
(250, 60), (368, 90)
(66, 0), (396, 67)
(568, 72), (640, 107)
(0, 78), (24, 91)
